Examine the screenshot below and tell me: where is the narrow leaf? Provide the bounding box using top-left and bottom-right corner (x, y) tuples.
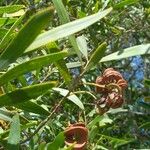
(114, 0), (139, 9)
(46, 43), (71, 84)
(0, 8), (54, 70)
(0, 108), (13, 122)
(53, 88), (84, 110)
(100, 44), (150, 62)
(52, 0), (82, 60)
(0, 5), (25, 14)
(0, 82), (56, 107)
(0, 15), (24, 52)
(15, 101), (49, 116)
(0, 51), (68, 86)
(25, 7), (112, 53)
(77, 35), (88, 60)
(84, 42), (107, 72)
(0, 18), (17, 26)
(7, 114), (20, 150)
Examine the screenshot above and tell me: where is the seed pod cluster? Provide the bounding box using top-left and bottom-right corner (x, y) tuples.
(96, 68), (127, 113)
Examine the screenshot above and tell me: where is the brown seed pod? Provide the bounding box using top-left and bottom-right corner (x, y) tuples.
(105, 92), (124, 109)
(64, 123), (88, 150)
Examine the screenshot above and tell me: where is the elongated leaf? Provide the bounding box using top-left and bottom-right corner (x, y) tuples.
(25, 7), (112, 53)
(0, 8), (53, 70)
(46, 43), (71, 84)
(7, 114), (20, 150)
(0, 51), (68, 86)
(100, 44), (150, 62)
(0, 18), (17, 26)
(53, 88), (84, 110)
(0, 5), (25, 14)
(52, 0), (82, 60)
(0, 82), (56, 107)
(15, 101), (49, 116)
(114, 0), (139, 9)
(0, 108), (13, 122)
(84, 42), (107, 72)
(0, 15), (24, 52)
(77, 35), (88, 60)
(47, 132), (65, 150)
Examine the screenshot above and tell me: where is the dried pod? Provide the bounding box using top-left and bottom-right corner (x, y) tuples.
(106, 92), (124, 109)
(64, 123), (88, 150)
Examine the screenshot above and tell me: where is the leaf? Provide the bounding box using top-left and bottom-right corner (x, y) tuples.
(88, 114), (112, 128)
(46, 132), (65, 150)
(0, 82), (56, 107)
(53, 88), (84, 110)
(76, 35), (88, 60)
(0, 8), (54, 70)
(100, 44), (150, 62)
(0, 51), (68, 86)
(7, 114), (20, 150)
(144, 79), (150, 87)
(0, 18), (17, 26)
(0, 15), (24, 52)
(25, 7), (112, 53)
(0, 5), (25, 14)
(46, 43), (71, 84)
(84, 42), (107, 72)
(15, 101), (49, 116)
(0, 108), (13, 122)
(66, 62), (82, 69)
(114, 0), (139, 9)
(52, 0), (82, 60)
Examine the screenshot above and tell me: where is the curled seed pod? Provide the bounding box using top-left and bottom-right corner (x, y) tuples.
(117, 79), (127, 89)
(64, 123), (88, 150)
(96, 76), (108, 93)
(106, 92), (124, 109)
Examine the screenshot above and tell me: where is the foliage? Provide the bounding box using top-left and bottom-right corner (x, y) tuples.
(0, 0), (149, 149)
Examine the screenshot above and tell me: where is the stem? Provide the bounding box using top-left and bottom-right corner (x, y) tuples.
(82, 82), (105, 89)
(73, 91), (97, 99)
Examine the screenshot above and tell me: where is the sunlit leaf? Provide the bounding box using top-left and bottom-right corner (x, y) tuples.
(25, 7), (112, 53)
(7, 114), (20, 150)
(100, 44), (150, 62)
(53, 88), (84, 110)
(0, 8), (53, 70)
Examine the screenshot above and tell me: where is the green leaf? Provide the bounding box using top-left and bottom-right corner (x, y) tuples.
(0, 8), (54, 70)
(114, 0), (139, 9)
(77, 35), (88, 60)
(15, 101), (49, 116)
(46, 43), (71, 84)
(0, 18), (17, 26)
(25, 7), (112, 53)
(0, 15), (24, 52)
(144, 79), (150, 87)
(47, 132), (65, 150)
(52, 0), (82, 60)
(100, 44), (150, 62)
(0, 51), (68, 86)
(7, 114), (20, 150)
(0, 82), (56, 107)
(0, 5), (25, 14)
(84, 42), (107, 72)
(0, 108), (13, 122)
(53, 88), (84, 110)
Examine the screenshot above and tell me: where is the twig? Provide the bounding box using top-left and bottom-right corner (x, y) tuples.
(20, 91), (71, 144)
